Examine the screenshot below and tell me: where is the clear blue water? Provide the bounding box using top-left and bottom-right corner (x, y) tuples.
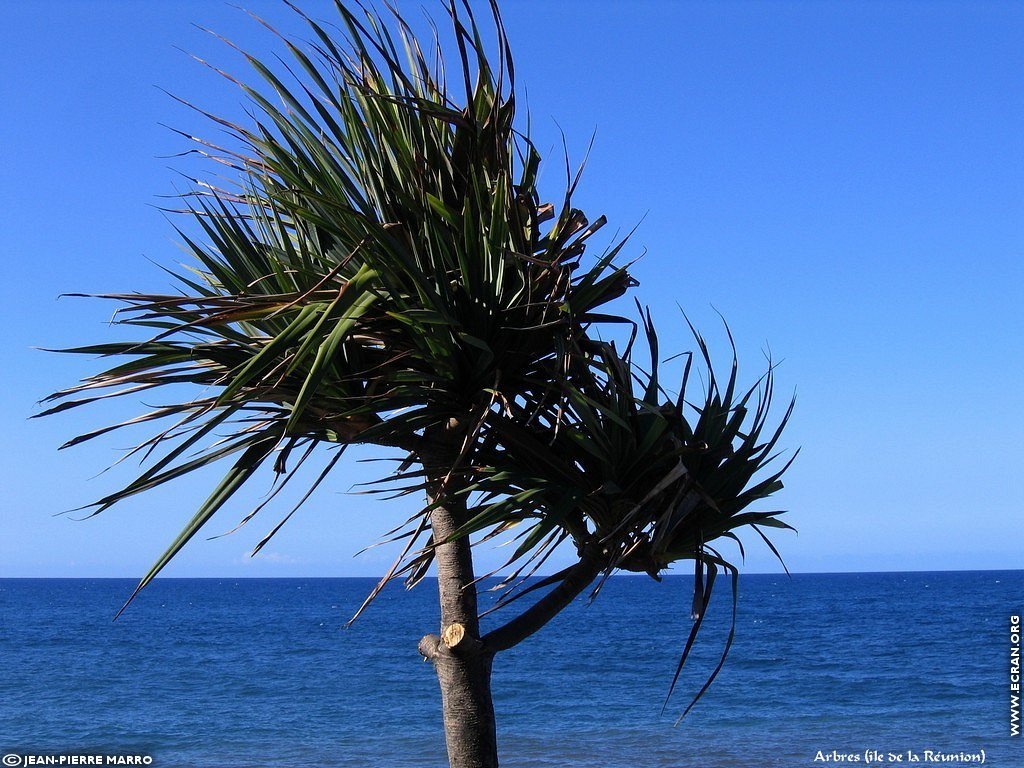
(1, 572), (1021, 767)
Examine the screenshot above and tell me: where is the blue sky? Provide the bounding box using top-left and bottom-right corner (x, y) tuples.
(2, 1), (1021, 579)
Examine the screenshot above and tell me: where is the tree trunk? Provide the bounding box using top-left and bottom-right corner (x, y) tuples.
(420, 446), (499, 768)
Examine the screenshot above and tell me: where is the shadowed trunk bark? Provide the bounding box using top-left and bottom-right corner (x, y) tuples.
(419, 445), (499, 768)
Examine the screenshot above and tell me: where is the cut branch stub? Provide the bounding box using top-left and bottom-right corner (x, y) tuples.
(418, 623), (481, 662)
(418, 633), (441, 661)
(442, 622), (468, 650)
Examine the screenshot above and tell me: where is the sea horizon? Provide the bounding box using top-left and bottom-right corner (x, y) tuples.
(4, 566), (1021, 580)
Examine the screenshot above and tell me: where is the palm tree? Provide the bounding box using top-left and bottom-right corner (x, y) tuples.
(39, 3), (795, 767)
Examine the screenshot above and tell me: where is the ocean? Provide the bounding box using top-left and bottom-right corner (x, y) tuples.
(1, 572), (1020, 767)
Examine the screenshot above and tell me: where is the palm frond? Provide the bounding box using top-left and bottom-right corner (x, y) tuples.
(435, 310), (796, 716)
(41, 0), (634, 615)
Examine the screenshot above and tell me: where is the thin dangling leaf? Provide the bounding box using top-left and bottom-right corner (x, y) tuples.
(114, 432), (280, 619)
(663, 558), (718, 713)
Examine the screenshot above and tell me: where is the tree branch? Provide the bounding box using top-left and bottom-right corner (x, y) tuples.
(481, 544), (608, 654)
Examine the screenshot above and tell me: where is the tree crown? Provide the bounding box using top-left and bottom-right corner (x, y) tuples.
(40, 0), (795, 717)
